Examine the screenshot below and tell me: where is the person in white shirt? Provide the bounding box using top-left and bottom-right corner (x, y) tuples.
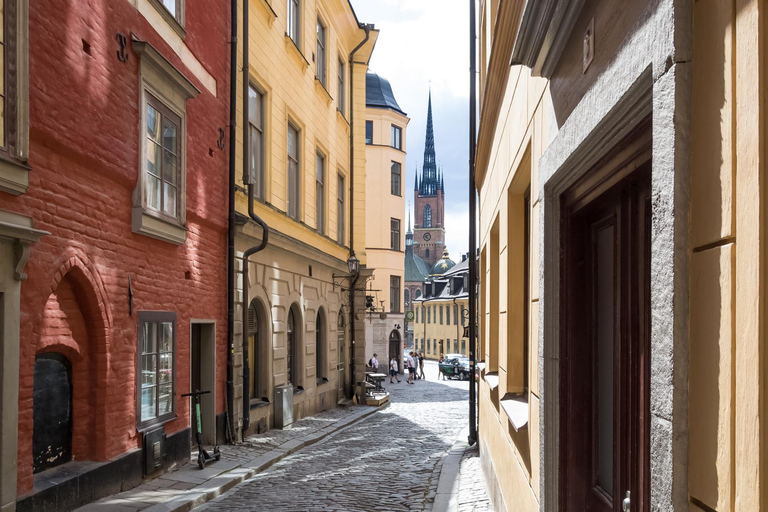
(389, 356), (401, 383)
(406, 352), (416, 384)
(369, 353), (379, 371)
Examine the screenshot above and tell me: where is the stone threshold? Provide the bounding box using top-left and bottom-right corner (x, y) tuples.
(74, 404), (384, 512)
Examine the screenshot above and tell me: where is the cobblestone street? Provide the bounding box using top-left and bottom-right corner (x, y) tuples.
(197, 361), (489, 511)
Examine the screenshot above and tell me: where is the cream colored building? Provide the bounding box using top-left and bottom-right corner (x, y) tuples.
(475, 0), (765, 511)
(363, 71), (408, 369)
(232, 0), (376, 438)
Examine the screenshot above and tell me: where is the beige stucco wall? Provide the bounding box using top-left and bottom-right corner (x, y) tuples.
(413, 298), (469, 360)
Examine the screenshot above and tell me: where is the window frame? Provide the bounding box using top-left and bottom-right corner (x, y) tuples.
(365, 120), (373, 145)
(287, 0), (301, 46)
(316, 151), (325, 234)
(391, 161), (401, 196)
(144, 93), (182, 222)
(248, 84), (266, 202)
(337, 57), (345, 115)
(136, 311), (177, 432)
(148, 0), (186, 36)
(390, 124), (402, 150)
(287, 122), (301, 220)
(316, 310), (326, 383)
(316, 17), (326, 86)
(390, 218), (401, 251)
(424, 204), (432, 227)
(337, 173), (345, 245)
(390, 276), (401, 313)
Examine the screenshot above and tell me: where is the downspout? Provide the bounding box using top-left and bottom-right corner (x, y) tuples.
(226, 0), (238, 444)
(348, 23), (371, 400)
(241, 0), (269, 432)
(468, 0), (478, 446)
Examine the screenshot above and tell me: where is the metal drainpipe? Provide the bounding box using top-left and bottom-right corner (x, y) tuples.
(241, 0), (270, 433)
(468, 0), (478, 446)
(226, 0), (238, 444)
(348, 23), (371, 400)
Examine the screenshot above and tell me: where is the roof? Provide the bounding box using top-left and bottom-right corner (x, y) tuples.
(443, 256), (468, 277)
(366, 71), (407, 116)
(429, 249), (456, 276)
(405, 245), (430, 282)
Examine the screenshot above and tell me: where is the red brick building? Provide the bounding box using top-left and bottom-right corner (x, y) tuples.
(0, 1), (230, 510)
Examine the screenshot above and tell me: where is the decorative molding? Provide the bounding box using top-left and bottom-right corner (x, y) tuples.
(131, 208), (187, 245)
(13, 241), (30, 280)
(0, 156), (31, 195)
(0, 211), (49, 280)
(146, 0), (186, 39)
(131, 37), (200, 99)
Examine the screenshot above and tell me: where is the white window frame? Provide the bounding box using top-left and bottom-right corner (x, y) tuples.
(316, 17), (326, 86)
(316, 151), (325, 234)
(337, 57), (345, 115)
(132, 39), (199, 245)
(148, 0), (186, 37)
(287, 122), (301, 220)
(337, 173), (345, 245)
(248, 84), (266, 201)
(137, 311), (177, 431)
(288, 0), (301, 46)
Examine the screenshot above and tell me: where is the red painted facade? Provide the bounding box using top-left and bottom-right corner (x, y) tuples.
(2, 0), (230, 497)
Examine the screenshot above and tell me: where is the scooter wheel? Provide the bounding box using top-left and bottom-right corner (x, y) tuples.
(214, 447), (221, 461)
(197, 453), (205, 470)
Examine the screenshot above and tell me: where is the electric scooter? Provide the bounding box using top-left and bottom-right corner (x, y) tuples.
(181, 389), (221, 469)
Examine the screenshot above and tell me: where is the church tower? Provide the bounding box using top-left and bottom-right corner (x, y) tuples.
(412, 90), (446, 266)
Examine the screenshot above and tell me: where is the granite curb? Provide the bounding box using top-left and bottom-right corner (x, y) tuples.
(432, 426), (471, 512)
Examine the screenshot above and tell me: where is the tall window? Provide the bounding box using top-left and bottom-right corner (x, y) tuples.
(390, 218), (401, 251)
(390, 276), (401, 313)
(287, 0), (301, 46)
(145, 96), (181, 220)
(316, 310), (326, 383)
(404, 288), (410, 306)
(415, 305), (419, 322)
(425, 248), (430, 259)
(138, 312), (176, 429)
(446, 305), (450, 325)
(287, 123), (300, 220)
(287, 307), (297, 387)
(337, 58), (345, 114)
(337, 174), (345, 244)
(391, 161), (401, 196)
(454, 304), (459, 325)
(316, 18), (326, 85)
(428, 307), (431, 324)
(439, 305), (443, 324)
(248, 302), (260, 399)
(391, 125), (402, 150)
(316, 152), (325, 234)
(365, 121), (373, 144)
(423, 204), (432, 227)
(248, 85), (265, 201)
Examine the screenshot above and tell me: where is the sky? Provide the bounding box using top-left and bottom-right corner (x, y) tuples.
(351, 0), (470, 260)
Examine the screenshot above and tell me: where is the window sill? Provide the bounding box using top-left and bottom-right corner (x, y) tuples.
(483, 372), (499, 391)
(250, 399), (270, 410)
(314, 78), (334, 105)
(500, 394), (529, 432)
(316, 377), (329, 386)
(257, 0), (278, 18)
(132, 207), (187, 245)
(147, 0), (186, 40)
(285, 34), (310, 68)
(336, 109), (349, 126)
(137, 414), (176, 434)
(0, 155), (31, 195)
(294, 386), (305, 395)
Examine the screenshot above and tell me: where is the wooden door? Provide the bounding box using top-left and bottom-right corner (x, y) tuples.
(191, 324), (201, 445)
(33, 353), (73, 473)
(561, 150), (651, 512)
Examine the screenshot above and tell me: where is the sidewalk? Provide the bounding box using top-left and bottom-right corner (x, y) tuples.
(433, 427), (494, 512)
(74, 405), (380, 512)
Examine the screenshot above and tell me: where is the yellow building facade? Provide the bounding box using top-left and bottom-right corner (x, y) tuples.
(363, 73), (408, 367)
(475, 0), (766, 511)
(232, 0), (376, 438)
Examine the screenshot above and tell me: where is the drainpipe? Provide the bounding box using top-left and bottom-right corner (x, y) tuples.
(241, 0), (269, 433)
(468, 0), (478, 446)
(226, 0), (238, 444)
(348, 23), (371, 400)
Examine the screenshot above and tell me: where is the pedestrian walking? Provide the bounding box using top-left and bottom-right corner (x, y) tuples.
(368, 353), (379, 372)
(419, 353), (425, 380)
(389, 356), (401, 383)
(438, 353), (445, 380)
(407, 352), (416, 384)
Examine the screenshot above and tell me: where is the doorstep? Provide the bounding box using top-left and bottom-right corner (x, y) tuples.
(73, 404), (382, 512)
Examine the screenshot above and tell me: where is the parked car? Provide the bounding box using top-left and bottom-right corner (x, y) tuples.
(439, 357), (472, 380)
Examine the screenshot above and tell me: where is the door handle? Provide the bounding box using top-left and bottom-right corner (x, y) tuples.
(622, 491), (630, 512)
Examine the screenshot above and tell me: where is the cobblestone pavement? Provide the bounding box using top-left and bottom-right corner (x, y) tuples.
(198, 361), (488, 511)
(457, 445), (494, 512)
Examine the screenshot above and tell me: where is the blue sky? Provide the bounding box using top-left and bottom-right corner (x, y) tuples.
(351, 0), (470, 260)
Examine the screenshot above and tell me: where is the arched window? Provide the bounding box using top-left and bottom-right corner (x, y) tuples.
(425, 248), (430, 259)
(404, 288), (411, 306)
(423, 204), (432, 227)
(415, 289), (422, 299)
(316, 309), (326, 383)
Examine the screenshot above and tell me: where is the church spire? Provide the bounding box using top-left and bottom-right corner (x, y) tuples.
(420, 88), (438, 196)
(414, 169), (418, 191)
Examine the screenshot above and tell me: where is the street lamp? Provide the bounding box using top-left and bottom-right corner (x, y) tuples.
(332, 253), (361, 290)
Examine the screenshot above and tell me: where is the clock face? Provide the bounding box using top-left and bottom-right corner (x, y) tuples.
(423, 232), (432, 241)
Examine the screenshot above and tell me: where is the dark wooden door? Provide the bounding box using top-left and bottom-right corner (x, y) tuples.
(388, 330), (400, 370)
(33, 353), (73, 473)
(191, 324), (202, 445)
(561, 159), (651, 512)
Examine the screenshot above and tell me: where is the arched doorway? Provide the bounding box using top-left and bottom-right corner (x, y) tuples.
(316, 308), (326, 383)
(337, 311), (347, 398)
(388, 330), (401, 374)
(33, 353), (73, 473)
(287, 304), (302, 390)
